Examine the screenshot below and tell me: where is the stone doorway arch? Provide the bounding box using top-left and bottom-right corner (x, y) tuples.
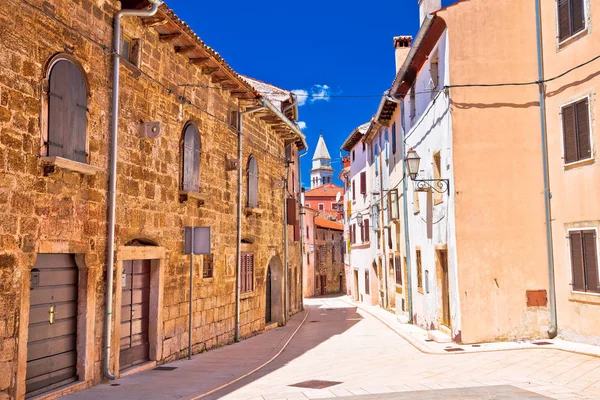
(266, 256), (284, 325)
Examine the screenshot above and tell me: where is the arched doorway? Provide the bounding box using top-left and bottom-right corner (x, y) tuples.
(266, 256), (284, 325)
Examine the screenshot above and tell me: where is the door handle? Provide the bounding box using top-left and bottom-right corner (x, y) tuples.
(49, 305), (55, 324)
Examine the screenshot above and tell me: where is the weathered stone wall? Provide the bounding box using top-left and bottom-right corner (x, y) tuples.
(0, 0), (301, 397)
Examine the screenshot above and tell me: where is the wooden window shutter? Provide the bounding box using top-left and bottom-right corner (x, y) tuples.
(360, 221), (364, 242)
(352, 180), (356, 200)
(562, 104), (577, 164)
(48, 60), (87, 162)
(395, 255), (402, 285)
(293, 220), (300, 242)
(392, 122), (397, 154)
(287, 198), (296, 225)
(364, 219), (369, 242)
(571, 0), (585, 35)
(183, 124), (200, 192)
(240, 253), (247, 293)
(248, 254), (254, 292)
(248, 157), (258, 208)
(360, 171), (366, 194)
(558, 0), (572, 41)
(583, 231), (599, 293)
(569, 232), (585, 292)
(387, 227), (392, 249)
(576, 99), (591, 160)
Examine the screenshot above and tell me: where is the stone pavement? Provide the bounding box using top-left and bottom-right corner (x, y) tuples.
(64, 296), (600, 400)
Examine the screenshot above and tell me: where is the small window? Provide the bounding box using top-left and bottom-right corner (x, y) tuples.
(562, 98), (591, 164)
(352, 150), (355, 161)
(241, 253), (255, 293)
(416, 250), (423, 291)
(352, 180), (356, 201)
(306, 203), (311, 208)
(318, 203), (324, 211)
(364, 270), (370, 295)
(306, 226), (309, 239)
(395, 255), (402, 285)
(332, 245), (336, 262)
(203, 254), (213, 279)
(229, 110), (239, 130)
(362, 142), (366, 152)
(307, 253), (310, 265)
(363, 219), (370, 242)
(392, 122), (397, 155)
(558, 0), (586, 43)
(247, 156), (258, 208)
(182, 123), (201, 192)
(430, 52), (439, 99)
(121, 36), (140, 66)
(46, 59), (88, 163)
(569, 230), (599, 293)
(410, 82), (416, 120)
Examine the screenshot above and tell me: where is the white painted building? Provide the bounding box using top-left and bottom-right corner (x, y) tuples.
(341, 123), (379, 305)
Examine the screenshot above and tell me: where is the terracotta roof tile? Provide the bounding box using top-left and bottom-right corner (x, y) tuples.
(315, 217), (344, 231)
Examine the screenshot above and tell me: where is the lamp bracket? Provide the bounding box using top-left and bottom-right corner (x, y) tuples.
(413, 179), (450, 194)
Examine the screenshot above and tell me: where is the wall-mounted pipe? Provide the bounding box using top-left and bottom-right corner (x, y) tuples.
(235, 104), (265, 342)
(298, 146), (309, 311)
(534, 0), (557, 338)
(104, 0), (161, 381)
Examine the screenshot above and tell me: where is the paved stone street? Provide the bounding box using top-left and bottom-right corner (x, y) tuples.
(67, 296), (600, 400)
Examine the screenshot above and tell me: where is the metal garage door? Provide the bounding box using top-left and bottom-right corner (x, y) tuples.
(26, 254), (78, 397)
(120, 260), (150, 370)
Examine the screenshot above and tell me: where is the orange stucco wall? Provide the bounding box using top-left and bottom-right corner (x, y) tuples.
(541, 0), (600, 344)
(439, 0), (551, 343)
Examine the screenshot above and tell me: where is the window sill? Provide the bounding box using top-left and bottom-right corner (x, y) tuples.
(40, 156), (101, 176)
(202, 276), (214, 281)
(569, 291), (600, 305)
(240, 291), (255, 300)
(245, 207), (265, 216)
(564, 157), (594, 171)
(558, 28), (588, 50)
(179, 190), (206, 205)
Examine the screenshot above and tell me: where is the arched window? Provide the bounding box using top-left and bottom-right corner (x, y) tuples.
(182, 123), (201, 192)
(47, 60), (87, 162)
(247, 156), (258, 208)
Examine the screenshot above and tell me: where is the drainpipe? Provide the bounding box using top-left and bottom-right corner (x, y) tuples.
(534, 0), (557, 338)
(235, 104), (265, 342)
(386, 91), (414, 322)
(103, 0), (161, 380)
(283, 173), (288, 321)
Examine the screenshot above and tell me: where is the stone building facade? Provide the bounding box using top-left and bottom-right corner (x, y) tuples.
(0, 0), (305, 398)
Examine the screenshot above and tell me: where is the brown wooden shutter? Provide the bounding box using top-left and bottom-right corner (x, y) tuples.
(583, 231), (599, 293)
(360, 221), (364, 242)
(558, 0), (572, 41)
(571, 0), (585, 35)
(387, 227), (392, 249)
(293, 220), (300, 242)
(562, 104), (577, 164)
(364, 219), (369, 242)
(240, 254), (247, 293)
(49, 60), (88, 161)
(576, 99), (590, 160)
(360, 172), (366, 194)
(183, 124), (200, 192)
(395, 255), (402, 285)
(248, 157), (258, 208)
(287, 198), (296, 225)
(352, 180), (356, 200)
(248, 254), (254, 292)
(570, 232), (585, 292)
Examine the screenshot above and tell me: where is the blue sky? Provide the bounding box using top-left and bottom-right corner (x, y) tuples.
(166, 0), (453, 187)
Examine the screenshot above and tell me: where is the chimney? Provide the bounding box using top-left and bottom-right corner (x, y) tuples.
(419, 0), (441, 25)
(393, 36), (413, 73)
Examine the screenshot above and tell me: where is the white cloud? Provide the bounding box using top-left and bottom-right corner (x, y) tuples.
(292, 89), (308, 106)
(297, 121), (307, 130)
(292, 84), (332, 106)
(309, 84), (331, 103)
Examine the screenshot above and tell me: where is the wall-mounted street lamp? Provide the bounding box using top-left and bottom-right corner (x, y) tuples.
(357, 212), (364, 227)
(404, 149), (450, 194)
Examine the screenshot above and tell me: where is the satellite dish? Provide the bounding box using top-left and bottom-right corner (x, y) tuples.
(335, 192), (341, 202)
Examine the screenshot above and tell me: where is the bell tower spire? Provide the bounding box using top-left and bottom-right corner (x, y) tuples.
(310, 135), (334, 188)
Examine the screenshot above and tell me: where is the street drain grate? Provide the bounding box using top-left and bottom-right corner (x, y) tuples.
(471, 344), (481, 347)
(153, 366), (178, 371)
(110, 384), (121, 387)
(290, 380), (342, 389)
(444, 347), (465, 352)
(424, 339), (434, 342)
(533, 341), (553, 346)
(310, 320), (319, 323)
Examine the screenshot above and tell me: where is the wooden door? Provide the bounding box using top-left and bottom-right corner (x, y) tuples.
(320, 275), (327, 295)
(353, 270), (359, 300)
(265, 266), (272, 323)
(120, 260), (150, 371)
(26, 254), (78, 397)
(439, 251), (451, 329)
